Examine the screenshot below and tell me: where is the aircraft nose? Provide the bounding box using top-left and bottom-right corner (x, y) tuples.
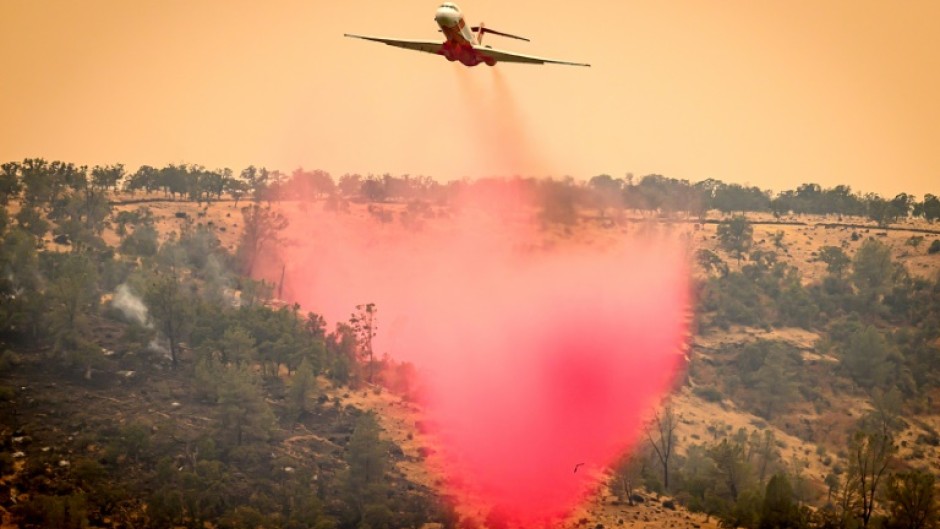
(435, 8), (459, 28)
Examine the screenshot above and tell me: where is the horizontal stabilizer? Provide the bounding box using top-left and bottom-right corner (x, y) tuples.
(471, 26), (529, 42)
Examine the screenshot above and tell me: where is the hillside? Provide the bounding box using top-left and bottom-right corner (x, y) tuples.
(1, 166), (939, 529)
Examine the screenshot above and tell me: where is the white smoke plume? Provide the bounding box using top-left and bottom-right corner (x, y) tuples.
(112, 284), (151, 327)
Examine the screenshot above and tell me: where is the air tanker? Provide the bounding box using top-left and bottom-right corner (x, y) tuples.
(345, 2), (590, 67)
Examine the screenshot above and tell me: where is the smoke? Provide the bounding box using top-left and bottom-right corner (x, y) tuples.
(453, 67), (549, 177)
(255, 197), (690, 525)
(112, 283), (150, 327)
(112, 283), (171, 359)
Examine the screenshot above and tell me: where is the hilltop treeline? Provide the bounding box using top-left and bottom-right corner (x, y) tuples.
(2, 159), (938, 228)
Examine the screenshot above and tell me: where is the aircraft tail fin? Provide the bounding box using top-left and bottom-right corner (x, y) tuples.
(471, 24), (529, 44)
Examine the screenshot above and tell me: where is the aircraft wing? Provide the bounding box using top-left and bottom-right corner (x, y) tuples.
(344, 34), (443, 56)
(473, 45), (590, 67)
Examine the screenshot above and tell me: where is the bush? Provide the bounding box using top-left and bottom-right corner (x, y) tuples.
(693, 386), (724, 403)
(119, 224), (158, 257)
(916, 432), (940, 447)
(928, 240), (940, 254)
(17, 494), (89, 529)
(0, 350), (20, 373)
(0, 452), (13, 475)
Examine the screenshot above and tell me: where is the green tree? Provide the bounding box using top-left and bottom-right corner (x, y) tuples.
(236, 204), (287, 274)
(225, 176), (250, 206)
(361, 176), (387, 202)
(145, 270), (192, 367)
(46, 252), (100, 377)
(91, 163), (125, 191)
(0, 228), (42, 337)
(240, 165), (269, 202)
(760, 474), (800, 529)
(867, 196), (896, 227)
(539, 178), (579, 226)
(15, 205), (50, 239)
(219, 326), (256, 366)
(841, 325), (892, 389)
(588, 173), (624, 217)
(853, 239), (894, 305)
(717, 215), (754, 263)
(885, 471), (938, 529)
(21, 494), (89, 529)
(697, 249), (729, 277)
(287, 358), (317, 421)
(342, 412), (389, 526)
(612, 451), (647, 505)
(916, 194), (940, 223)
(820, 246), (851, 277)
(0, 162), (22, 204)
(216, 365), (276, 447)
(350, 303), (378, 384)
(890, 193), (914, 221)
(709, 434), (752, 503)
(777, 271), (819, 328)
(125, 165), (161, 194)
(747, 429), (780, 485)
(754, 356), (798, 419)
(20, 157), (54, 205)
(120, 223), (159, 257)
(825, 472), (841, 503)
(338, 173), (362, 197)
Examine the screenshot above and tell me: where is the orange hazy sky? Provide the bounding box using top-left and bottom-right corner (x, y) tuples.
(1, 1), (938, 197)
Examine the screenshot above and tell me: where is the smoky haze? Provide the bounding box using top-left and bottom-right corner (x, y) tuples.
(254, 193), (690, 523)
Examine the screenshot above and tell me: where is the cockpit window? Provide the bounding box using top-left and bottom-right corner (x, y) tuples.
(439, 3), (458, 10)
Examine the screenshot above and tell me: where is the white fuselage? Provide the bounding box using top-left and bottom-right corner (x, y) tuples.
(433, 3), (495, 66)
(435, 3), (476, 45)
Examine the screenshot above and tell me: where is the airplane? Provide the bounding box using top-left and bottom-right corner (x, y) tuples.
(344, 2), (590, 67)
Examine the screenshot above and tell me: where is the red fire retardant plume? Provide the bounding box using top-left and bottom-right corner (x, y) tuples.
(256, 201), (690, 526)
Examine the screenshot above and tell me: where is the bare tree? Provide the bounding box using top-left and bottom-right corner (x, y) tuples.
(851, 421), (896, 528)
(645, 404), (678, 491)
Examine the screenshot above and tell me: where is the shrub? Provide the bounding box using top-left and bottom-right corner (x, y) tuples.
(916, 432), (940, 447)
(906, 235), (924, 247)
(693, 386), (724, 403)
(0, 452), (13, 475)
(0, 350), (20, 373)
(928, 240), (940, 254)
